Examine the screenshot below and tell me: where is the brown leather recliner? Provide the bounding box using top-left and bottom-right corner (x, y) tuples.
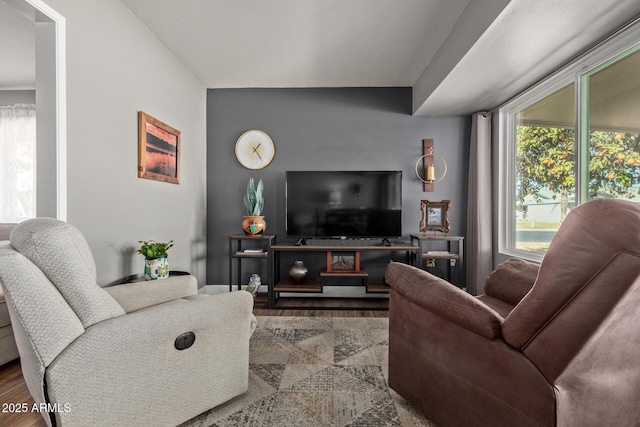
(385, 198), (640, 426)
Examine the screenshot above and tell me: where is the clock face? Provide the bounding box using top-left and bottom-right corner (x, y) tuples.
(235, 130), (275, 170)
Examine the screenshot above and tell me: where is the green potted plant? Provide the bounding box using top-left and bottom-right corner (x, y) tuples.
(242, 177), (266, 235)
(137, 240), (173, 280)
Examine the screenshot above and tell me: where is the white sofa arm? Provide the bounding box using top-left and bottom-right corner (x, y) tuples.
(104, 275), (198, 313)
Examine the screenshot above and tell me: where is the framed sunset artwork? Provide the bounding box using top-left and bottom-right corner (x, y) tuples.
(138, 111), (181, 184)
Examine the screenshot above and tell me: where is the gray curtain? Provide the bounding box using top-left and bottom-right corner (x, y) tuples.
(466, 112), (492, 295)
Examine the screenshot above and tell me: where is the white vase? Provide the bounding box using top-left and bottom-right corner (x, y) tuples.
(144, 256), (169, 280)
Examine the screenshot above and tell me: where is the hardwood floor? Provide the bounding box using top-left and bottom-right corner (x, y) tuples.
(0, 360), (43, 427)
(254, 295), (389, 317)
(0, 299), (387, 426)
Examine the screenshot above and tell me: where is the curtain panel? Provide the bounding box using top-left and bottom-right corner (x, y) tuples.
(466, 112), (492, 295)
(0, 103), (36, 223)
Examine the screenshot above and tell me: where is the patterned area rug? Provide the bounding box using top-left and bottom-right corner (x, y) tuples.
(182, 316), (434, 427)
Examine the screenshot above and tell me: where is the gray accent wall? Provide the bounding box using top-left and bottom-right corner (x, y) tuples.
(207, 88), (470, 286)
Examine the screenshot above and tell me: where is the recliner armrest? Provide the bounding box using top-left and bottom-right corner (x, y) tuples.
(104, 275), (198, 313)
(385, 262), (504, 339)
(484, 258), (539, 306)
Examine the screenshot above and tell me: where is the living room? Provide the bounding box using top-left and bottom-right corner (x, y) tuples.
(1, 0), (640, 426)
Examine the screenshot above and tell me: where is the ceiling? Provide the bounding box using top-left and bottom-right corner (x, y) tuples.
(2, 0), (640, 115)
(119, 0), (470, 89)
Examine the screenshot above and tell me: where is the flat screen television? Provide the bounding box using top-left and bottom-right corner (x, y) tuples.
(286, 171), (402, 238)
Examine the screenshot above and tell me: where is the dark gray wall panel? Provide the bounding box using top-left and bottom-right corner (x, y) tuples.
(207, 88), (470, 285)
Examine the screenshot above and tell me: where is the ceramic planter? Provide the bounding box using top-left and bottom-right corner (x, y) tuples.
(242, 215), (266, 235)
(144, 256), (169, 280)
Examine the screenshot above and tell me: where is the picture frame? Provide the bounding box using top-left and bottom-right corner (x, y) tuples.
(138, 111), (181, 184)
(420, 200), (451, 233)
(326, 251), (361, 273)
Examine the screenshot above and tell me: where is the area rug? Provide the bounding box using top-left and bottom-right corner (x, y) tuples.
(181, 316), (435, 427)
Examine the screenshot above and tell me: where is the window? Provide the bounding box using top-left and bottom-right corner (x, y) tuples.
(500, 23), (640, 260)
(583, 49), (640, 202)
(0, 104), (36, 223)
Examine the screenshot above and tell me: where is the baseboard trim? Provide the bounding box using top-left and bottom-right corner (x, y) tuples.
(201, 284), (388, 299)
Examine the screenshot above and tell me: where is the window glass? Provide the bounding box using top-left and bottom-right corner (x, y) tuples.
(585, 48), (640, 201)
(514, 84), (575, 254)
(501, 24), (640, 261)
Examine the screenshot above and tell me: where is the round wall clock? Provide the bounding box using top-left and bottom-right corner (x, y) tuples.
(235, 130), (275, 170)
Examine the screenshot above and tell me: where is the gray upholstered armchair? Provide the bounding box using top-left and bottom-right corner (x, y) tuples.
(385, 198), (640, 426)
(0, 223), (19, 366)
(0, 218), (257, 427)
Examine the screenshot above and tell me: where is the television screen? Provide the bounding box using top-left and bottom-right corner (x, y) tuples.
(286, 171), (402, 238)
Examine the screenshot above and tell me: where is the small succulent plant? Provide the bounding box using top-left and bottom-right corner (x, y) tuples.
(137, 240), (174, 258)
(244, 178), (264, 216)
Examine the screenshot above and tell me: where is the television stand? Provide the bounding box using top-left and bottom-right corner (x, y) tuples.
(269, 241), (419, 309)
(304, 238), (384, 247)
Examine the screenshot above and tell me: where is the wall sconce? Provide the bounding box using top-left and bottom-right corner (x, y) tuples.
(415, 139), (447, 192)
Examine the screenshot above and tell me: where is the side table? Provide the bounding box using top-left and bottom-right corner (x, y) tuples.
(228, 235), (275, 298)
(105, 270), (190, 286)
(410, 234), (464, 288)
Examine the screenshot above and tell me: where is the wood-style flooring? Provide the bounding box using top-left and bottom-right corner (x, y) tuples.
(0, 359), (42, 427)
(254, 295), (389, 317)
(0, 298), (387, 427)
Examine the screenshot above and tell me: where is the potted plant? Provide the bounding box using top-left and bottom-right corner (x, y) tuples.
(137, 240), (173, 280)
(242, 177), (266, 235)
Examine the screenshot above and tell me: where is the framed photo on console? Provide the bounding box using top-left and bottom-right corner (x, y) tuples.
(138, 111), (181, 184)
(420, 200), (450, 233)
(326, 251), (361, 273)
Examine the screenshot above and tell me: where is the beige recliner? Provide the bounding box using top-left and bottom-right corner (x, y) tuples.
(385, 198), (640, 426)
(0, 218), (256, 427)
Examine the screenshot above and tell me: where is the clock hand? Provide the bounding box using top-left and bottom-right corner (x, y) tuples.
(252, 143), (263, 160)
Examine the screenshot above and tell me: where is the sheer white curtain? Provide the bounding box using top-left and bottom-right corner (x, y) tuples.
(466, 112), (492, 295)
(0, 104), (36, 223)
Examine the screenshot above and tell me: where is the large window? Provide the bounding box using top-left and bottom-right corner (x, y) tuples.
(500, 24), (640, 260)
(584, 49), (640, 202)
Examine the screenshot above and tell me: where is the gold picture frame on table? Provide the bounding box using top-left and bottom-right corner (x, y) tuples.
(138, 111), (181, 184)
(420, 200), (450, 233)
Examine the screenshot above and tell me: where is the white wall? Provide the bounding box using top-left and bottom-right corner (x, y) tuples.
(0, 90), (35, 105)
(43, 0), (207, 285)
(35, 20), (58, 219)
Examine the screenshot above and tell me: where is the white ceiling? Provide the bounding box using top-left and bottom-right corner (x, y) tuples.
(2, 0), (640, 115)
(416, 0), (640, 115)
(119, 0), (471, 89)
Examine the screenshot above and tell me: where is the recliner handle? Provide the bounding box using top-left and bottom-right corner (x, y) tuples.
(174, 332), (196, 350)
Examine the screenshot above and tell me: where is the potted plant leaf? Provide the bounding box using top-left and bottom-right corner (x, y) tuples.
(242, 177), (266, 235)
(137, 240), (173, 280)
